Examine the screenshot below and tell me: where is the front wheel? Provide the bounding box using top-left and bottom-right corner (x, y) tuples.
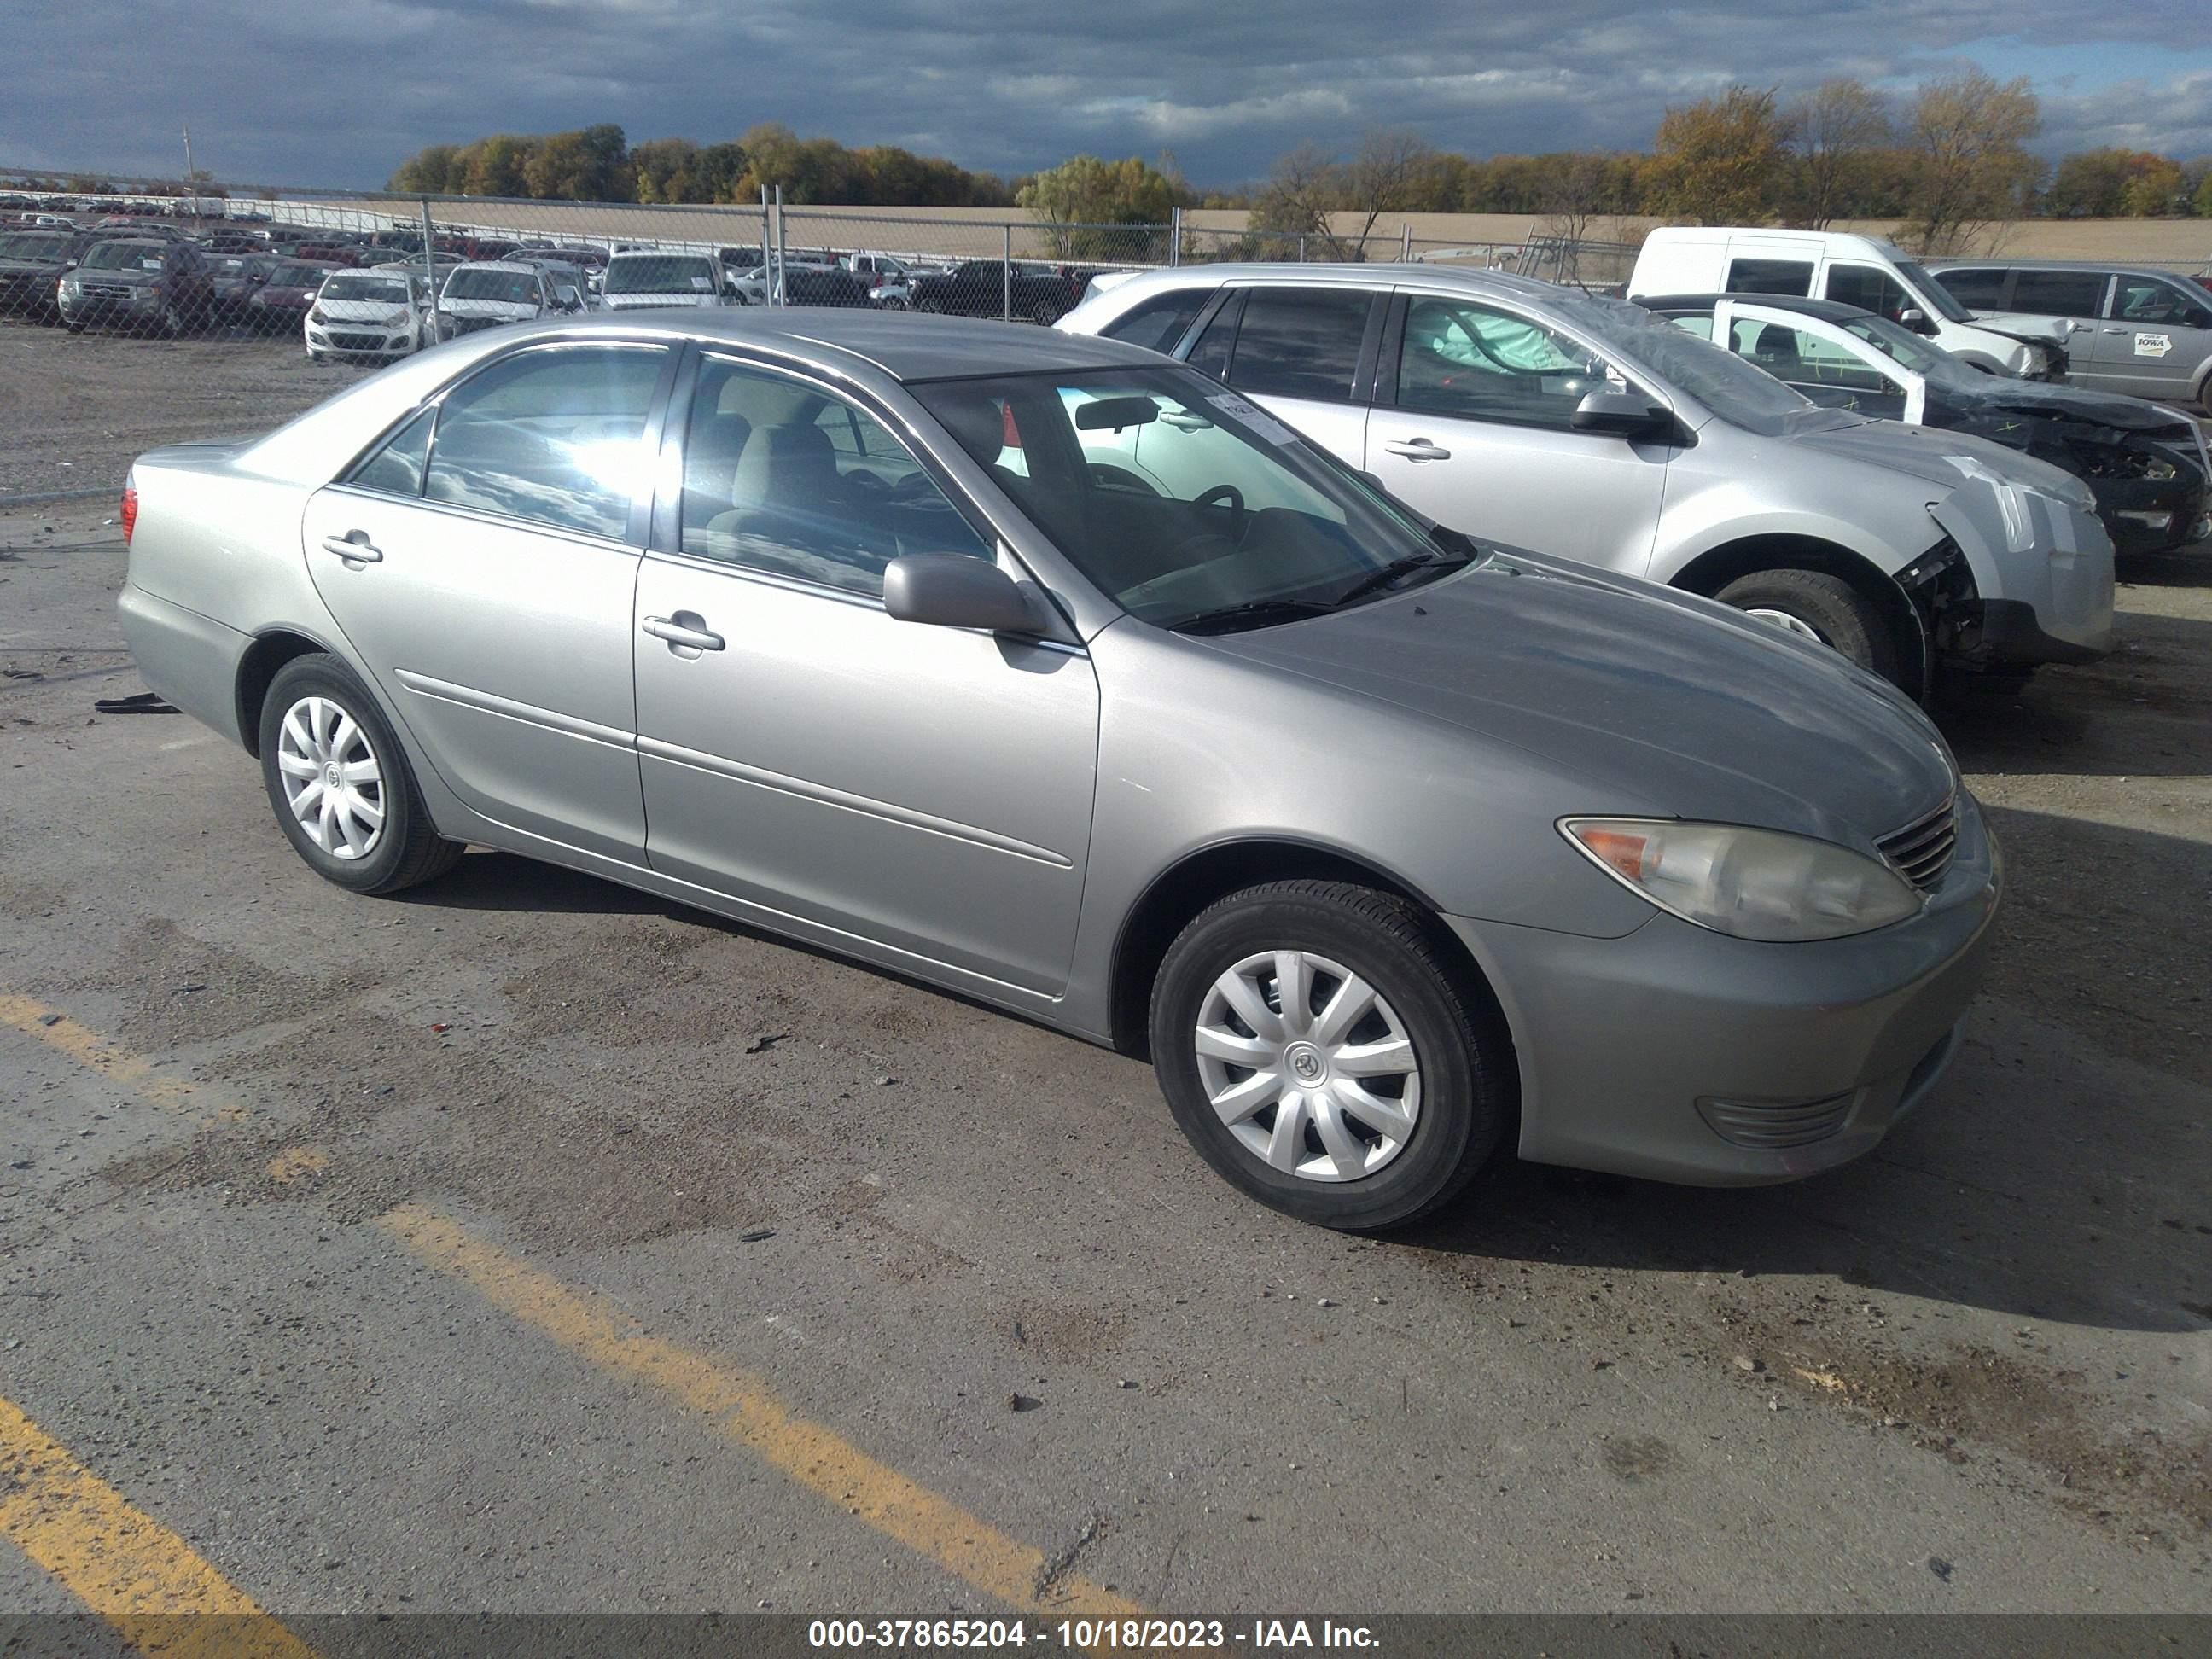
(258, 654), (463, 894)
(1714, 568), (1905, 687)
(1149, 880), (1511, 1231)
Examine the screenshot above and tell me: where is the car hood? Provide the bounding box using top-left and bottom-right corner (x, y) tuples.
(1202, 550), (1955, 850)
(77, 267), (160, 285)
(1924, 373), (2194, 435)
(1784, 416), (2084, 493)
(602, 291), (720, 309)
(1967, 314), (2067, 347)
(439, 298), (536, 317)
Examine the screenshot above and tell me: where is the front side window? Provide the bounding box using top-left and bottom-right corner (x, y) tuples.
(1824, 263), (1909, 322)
(1725, 258), (1813, 297)
(1226, 288), (1373, 401)
(2113, 277), (2211, 327)
(423, 344), (668, 538)
(2007, 270), (2107, 318)
(1395, 296), (1613, 430)
(916, 365), (1446, 631)
(1100, 290), (1210, 356)
(1729, 318), (1891, 393)
(678, 357), (990, 597)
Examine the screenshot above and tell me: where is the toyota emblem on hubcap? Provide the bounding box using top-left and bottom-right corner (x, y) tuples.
(1287, 1043), (1324, 1082)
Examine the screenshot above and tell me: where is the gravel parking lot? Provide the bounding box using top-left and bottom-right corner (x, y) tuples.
(0, 323), (2208, 1631)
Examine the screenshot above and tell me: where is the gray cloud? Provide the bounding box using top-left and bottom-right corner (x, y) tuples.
(5, 2), (2209, 189)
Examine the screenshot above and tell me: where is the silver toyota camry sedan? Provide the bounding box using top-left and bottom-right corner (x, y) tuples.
(118, 311), (2000, 1230)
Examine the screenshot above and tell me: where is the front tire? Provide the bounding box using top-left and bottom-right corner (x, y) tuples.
(1715, 568), (1904, 687)
(258, 655), (463, 894)
(1148, 880), (1510, 1231)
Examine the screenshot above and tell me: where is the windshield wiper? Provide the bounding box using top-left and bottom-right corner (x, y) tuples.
(1331, 544), (1475, 608)
(1170, 597), (1336, 636)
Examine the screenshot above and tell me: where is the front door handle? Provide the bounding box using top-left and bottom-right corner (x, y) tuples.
(643, 614), (725, 654)
(318, 533), (382, 564)
(1382, 438), (1452, 462)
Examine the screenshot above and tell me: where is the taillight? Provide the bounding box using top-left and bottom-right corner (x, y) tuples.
(120, 474), (137, 545)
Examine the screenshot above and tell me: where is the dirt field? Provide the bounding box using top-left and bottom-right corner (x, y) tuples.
(0, 313), (2207, 1633)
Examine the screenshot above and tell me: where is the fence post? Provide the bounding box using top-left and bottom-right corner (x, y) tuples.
(759, 185), (771, 299)
(1169, 207), (1181, 267)
(1401, 224), (1412, 260)
(1003, 224), (1013, 321)
(773, 186), (786, 306)
(419, 197), (436, 329)
(1296, 234), (1307, 264)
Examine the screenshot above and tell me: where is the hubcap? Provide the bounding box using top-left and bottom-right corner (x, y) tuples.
(1193, 951), (1421, 1183)
(275, 696), (386, 860)
(1743, 606), (1826, 644)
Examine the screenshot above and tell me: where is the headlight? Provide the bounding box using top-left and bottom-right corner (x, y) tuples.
(1561, 818), (1924, 942)
(307, 307), (324, 325)
(59, 278), (79, 294)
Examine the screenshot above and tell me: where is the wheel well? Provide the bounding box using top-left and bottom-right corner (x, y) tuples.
(234, 630), (326, 756)
(1107, 841), (1516, 1081)
(1671, 535), (1926, 689)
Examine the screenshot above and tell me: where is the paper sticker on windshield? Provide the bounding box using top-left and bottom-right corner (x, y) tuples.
(1206, 392), (1300, 445)
(690, 275), (712, 290)
(2134, 332), (2173, 358)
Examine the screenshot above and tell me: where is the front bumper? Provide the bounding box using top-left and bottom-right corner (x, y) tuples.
(305, 321), (415, 358)
(1447, 793), (2000, 1185)
(58, 289), (162, 325)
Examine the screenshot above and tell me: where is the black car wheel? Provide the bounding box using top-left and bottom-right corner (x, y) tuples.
(1715, 568), (1906, 688)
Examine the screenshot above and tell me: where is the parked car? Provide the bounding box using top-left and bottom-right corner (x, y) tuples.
(435, 260), (576, 338)
(1628, 229), (2068, 379)
(209, 253), (278, 324)
(600, 251), (736, 311)
(246, 259), (343, 335)
(910, 259), (1088, 324)
(306, 269), (434, 364)
(1059, 265), (2113, 695)
(58, 238), (217, 335)
(515, 258), (597, 311)
(115, 310), (2000, 1229)
(1927, 259), (2212, 410)
(1637, 293), (2212, 556)
(0, 228), (95, 320)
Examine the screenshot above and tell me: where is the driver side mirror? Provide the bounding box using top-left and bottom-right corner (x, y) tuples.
(1570, 388), (1672, 439)
(1897, 306), (1936, 335)
(882, 554), (1042, 635)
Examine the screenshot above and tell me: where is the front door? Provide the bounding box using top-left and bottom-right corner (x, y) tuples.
(632, 352), (1099, 996)
(2090, 273), (2212, 403)
(1714, 300), (1915, 423)
(1366, 290), (1669, 572)
(300, 341), (674, 860)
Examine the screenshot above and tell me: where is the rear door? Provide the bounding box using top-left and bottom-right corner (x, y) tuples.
(1365, 289), (1668, 568)
(2000, 268), (2116, 387)
(2091, 272), (2212, 402)
(1181, 285), (1382, 467)
(300, 340), (675, 861)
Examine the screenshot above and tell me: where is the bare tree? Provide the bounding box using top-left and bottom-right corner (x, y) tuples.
(1248, 143), (1347, 259)
(1905, 70), (2040, 254)
(1344, 129), (1433, 258)
(1788, 79), (1891, 229)
(1534, 151), (1613, 285)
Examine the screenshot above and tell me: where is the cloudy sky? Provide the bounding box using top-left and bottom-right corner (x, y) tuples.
(9, 2), (2212, 190)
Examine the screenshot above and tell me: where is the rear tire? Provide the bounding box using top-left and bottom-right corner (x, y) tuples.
(1148, 880), (1510, 1231)
(1716, 568), (1904, 687)
(258, 654), (463, 895)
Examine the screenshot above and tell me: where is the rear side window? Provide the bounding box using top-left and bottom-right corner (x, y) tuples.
(1824, 263), (1909, 322)
(1225, 288), (1373, 401)
(2007, 271), (2108, 318)
(423, 344), (669, 538)
(1100, 290), (1210, 356)
(1725, 258), (1813, 297)
(1933, 267), (2008, 309)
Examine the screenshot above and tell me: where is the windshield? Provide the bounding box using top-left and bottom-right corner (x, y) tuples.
(914, 366), (1455, 631)
(1559, 294), (1818, 434)
(270, 264), (326, 288)
(1834, 313), (1959, 377)
(1895, 259), (1971, 323)
(604, 256), (715, 294)
(0, 232), (71, 259)
(323, 274), (411, 304)
(82, 243), (163, 271)
(444, 268), (539, 305)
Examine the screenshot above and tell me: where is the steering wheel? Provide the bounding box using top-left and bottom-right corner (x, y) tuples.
(1194, 483), (1248, 543)
(887, 469), (953, 509)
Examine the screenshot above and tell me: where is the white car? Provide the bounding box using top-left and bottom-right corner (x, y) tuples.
(1628, 228), (2068, 379)
(601, 251), (736, 311)
(435, 260), (574, 339)
(304, 270), (432, 364)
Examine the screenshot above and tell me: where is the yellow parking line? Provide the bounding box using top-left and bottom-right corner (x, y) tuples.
(0, 994), (205, 1113)
(379, 1202), (1149, 1620)
(0, 1394), (316, 1658)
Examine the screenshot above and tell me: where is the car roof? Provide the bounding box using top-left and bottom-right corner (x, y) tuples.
(1926, 256), (2198, 278)
(1635, 293), (1875, 323)
(1091, 261), (1600, 306)
(474, 309), (1167, 381)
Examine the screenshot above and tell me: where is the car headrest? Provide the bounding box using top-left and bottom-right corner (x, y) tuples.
(731, 422), (839, 510)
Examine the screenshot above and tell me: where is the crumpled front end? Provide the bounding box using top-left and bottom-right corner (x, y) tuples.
(1926, 461), (2116, 669)
(1952, 406), (2210, 556)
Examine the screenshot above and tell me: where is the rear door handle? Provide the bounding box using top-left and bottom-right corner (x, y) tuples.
(317, 533), (382, 564)
(643, 614), (725, 653)
(1382, 438), (1451, 461)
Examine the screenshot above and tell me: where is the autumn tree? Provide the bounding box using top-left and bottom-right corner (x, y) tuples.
(1786, 79), (1891, 228)
(1342, 129), (1434, 254)
(1644, 86), (1790, 224)
(458, 135), (533, 198)
(1016, 154), (1180, 257)
(388, 145), (462, 194)
(1903, 70), (2041, 253)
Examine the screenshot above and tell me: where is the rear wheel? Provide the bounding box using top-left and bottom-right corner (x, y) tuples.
(258, 655), (463, 894)
(1149, 880), (1510, 1231)
(1715, 568), (1904, 687)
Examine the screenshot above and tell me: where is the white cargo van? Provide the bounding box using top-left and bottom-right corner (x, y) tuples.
(1628, 229), (2068, 378)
